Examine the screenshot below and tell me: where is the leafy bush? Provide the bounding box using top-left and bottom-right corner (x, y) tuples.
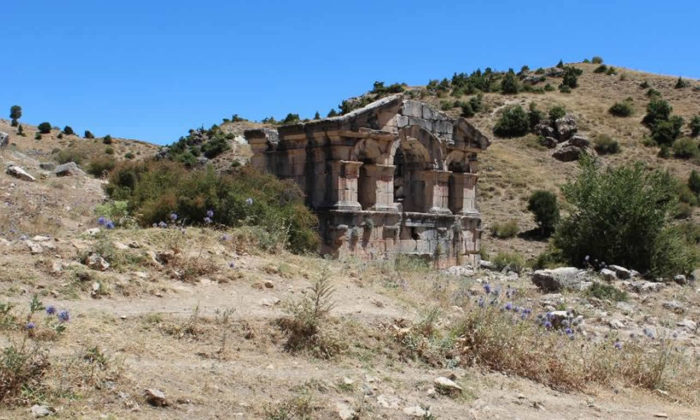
(34, 133), (41, 140)
(586, 282), (627, 302)
(690, 116), (700, 137)
(106, 160), (319, 254)
(606, 66), (617, 75)
(560, 67), (579, 89)
(490, 220), (519, 239)
(652, 118), (683, 145)
(37, 122), (51, 134)
(674, 77), (690, 89)
(84, 130), (95, 139)
(593, 134), (621, 155)
(527, 190), (559, 236)
(104, 146), (114, 155)
(639, 81), (650, 89)
(62, 126), (74, 135)
(549, 105), (566, 123)
(102, 135), (113, 145)
(544, 83), (555, 92)
(594, 65), (607, 74)
(689, 170), (700, 196)
(491, 252), (525, 273)
(55, 148), (86, 165)
(493, 105), (529, 138)
(672, 137), (698, 159)
(554, 155), (696, 276)
(87, 156), (116, 177)
(459, 101), (474, 117)
(501, 71), (519, 94)
(608, 100), (634, 117)
(124, 152), (135, 160)
(559, 85), (571, 93)
(591, 56), (603, 64)
(643, 99), (672, 128)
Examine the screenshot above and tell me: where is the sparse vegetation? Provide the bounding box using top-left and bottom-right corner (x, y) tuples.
(37, 122), (52, 134)
(493, 105), (529, 138)
(490, 220), (519, 239)
(608, 99), (634, 117)
(62, 126), (74, 135)
(593, 134), (621, 155)
(527, 190), (559, 236)
(9, 105), (22, 127)
(672, 137), (698, 159)
(690, 115), (700, 137)
(84, 130), (95, 139)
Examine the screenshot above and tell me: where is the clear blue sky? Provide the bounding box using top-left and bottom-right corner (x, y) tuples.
(2, 1), (698, 145)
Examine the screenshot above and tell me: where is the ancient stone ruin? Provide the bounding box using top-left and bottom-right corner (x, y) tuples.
(245, 94), (490, 266)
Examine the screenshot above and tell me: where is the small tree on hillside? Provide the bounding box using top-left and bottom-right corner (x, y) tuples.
(103, 135), (113, 145)
(84, 130), (95, 139)
(493, 105), (529, 138)
(554, 155), (695, 276)
(690, 116), (700, 137)
(37, 122), (52, 134)
(9, 105), (22, 127)
(527, 190), (559, 236)
(560, 67), (579, 89)
(500, 71), (519, 94)
(63, 126), (74, 135)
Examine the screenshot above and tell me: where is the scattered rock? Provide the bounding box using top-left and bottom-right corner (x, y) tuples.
(25, 240), (43, 255)
(673, 274), (687, 285)
(434, 376), (462, 396)
(627, 280), (664, 293)
(155, 250), (175, 265)
(662, 300), (685, 314)
(85, 253), (110, 271)
(653, 413), (668, 418)
(144, 388), (168, 407)
(676, 319), (697, 332)
(335, 402), (356, 420)
(264, 280), (275, 289)
(260, 297), (280, 307)
(600, 268), (616, 281)
(54, 162), (85, 177)
(479, 260), (496, 271)
(608, 265), (631, 279)
(83, 227), (101, 236)
(554, 114), (577, 141)
(377, 394), (400, 409)
(552, 144), (582, 162)
(541, 136), (558, 148)
(30, 405), (54, 417)
(0, 131), (8, 148)
(403, 405), (429, 417)
(569, 135), (590, 148)
(39, 162), (56, 171)
(608, 319), (625, 330)
(443, 265), (474, 276)
(546, 67), (564, 77)
(51, 260), (63, 274)
(531, 267), (588, 292)
(534, 122), (555, 138)
(32, 235), (51, 242)
(6, 165), (36, 182)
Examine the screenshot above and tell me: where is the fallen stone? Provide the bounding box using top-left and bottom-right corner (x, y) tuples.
(608, 265), (631, 279)
(553, 144), (582, 162)
(662, 300), (685, 314)
(377, 394), (400, 409)
(627, 280), (664, 293)
(434, 376), (462, 396)
(144, 388), (167, 407)
(260, 297), (280, 307)
(569, 135), (590, 148)
(479, 260), (495, 271)
(608, 319), (625, 330)
(335, 402), (356, 420)
(54, 162), (85, 177)
(39, 162), (56, 171)
(6, 165), (36, 182)
(532, 267), (588, 292)
(30, 404), (54, 417)
(534, 122), (555, 138)
(0, 131), (8, 148)
(403, 406), (429, 417)
(264, 280), (275, 289)
(600, 268), (616, 281)
(32, 235), (51, 242)
(554, 114), (577, 141)
(541, 136), (558, 148)
(51, 260), (63, 274)
(673, 274), (687, 285)
(677, 319), (697, 332)
(25, 240), (43, 255)
(443, 265), (475, 276)
(85, 253), (110, 271)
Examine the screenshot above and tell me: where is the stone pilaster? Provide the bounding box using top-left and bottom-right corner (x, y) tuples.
(449, 173), (479, 214)
(329, 160), (363, 211)
(422, 170), (452, 214)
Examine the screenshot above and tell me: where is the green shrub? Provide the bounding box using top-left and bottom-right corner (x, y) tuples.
(459, 101), (474, 117)
(594, 65), (607, 74)
(491, 252), (525, 273)
(527, 103), (544, 130)
(544, 84), (555, 92)
(549, 105), (566, 123)
(658, 145), (671, 158)
(556, 60), (564, 68)
(593, 134), (621, 155)
(559, 85), (571, 93)
(105, 146), (114, 155)
(102, 135), (113, 145)
(527, 190), (559, 236)
(34, 132), (41, 140)
(55, 148), (85, 164)
(639, 81), (650, 89)
(490, 220), (520, 239)
(652, 118), (683, 145)
(124, 152), (135, 160)
(554, 155), (696, 276)
(493, 105), (529, 138)
(107, 161), (320, 254)
(674, 77), (690, 89)
(606, 66), (617, 75)
(9, 105), (22, 127)
(87, 156), (116, 177)
(37, 122), (51, 134)
(689, 116), (700, 137)
(608, 100), (634, 117)
(62, 126), (74, 135)
(560, 67), (579, 89)
(469, 93), (483, 112)
(586, 282), (627, 302)
(646, 88), (661, 98)
(16, 125), (24, 136)
(672, 137), (698, 159)
(643, 99), (671, 127)
(84, 130), (95, 139)
(689, 170), (700, 196)
(501, 71), (519, 94)
(591, 56), (603, 64)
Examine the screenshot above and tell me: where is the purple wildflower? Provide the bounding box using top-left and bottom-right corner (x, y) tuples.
(57, 310), (70, 323)
(478, 297), (485, 308)
(25, 322), (35, 330)
(97, 216), (106, 226)
(245, 197), (253, 206)
(105, 221), (115, 229)
(158, 221), (167, 228)
(170, 212), (178, 221)
(204, 217), (212, 224)
(206, 209), (214, 218)
(46, 305), (56, 315)
(229, 261), (236, 269)
(614, 340), (623, 350)
(504, 302), (513, 311)
(483, 283), (491, 294)
(544, 321), (552, 329)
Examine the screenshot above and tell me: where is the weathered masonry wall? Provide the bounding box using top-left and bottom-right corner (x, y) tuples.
(246, 94), (490, 266)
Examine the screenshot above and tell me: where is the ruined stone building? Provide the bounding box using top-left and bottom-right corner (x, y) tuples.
(245, 94), (490, 266)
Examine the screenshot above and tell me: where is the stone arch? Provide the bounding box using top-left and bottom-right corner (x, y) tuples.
(350, 138), (382, 163)
(350, 139), (384, 210)
(392, 125), (446, 170)
(446, 150), (469, 173)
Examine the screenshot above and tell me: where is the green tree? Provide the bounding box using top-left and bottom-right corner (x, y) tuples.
(102, 134), (113, 145)
(642, 99), (672, 128)
(500, 71), (519, 94)
(554, 155), (695, 276)
(527, 190), (559, 236)
(37, 122), (52, 134)
(548, 105), (566, 123)
(9, 105), (22, 127)
(560, 67), (579, 89)
(689, 170), (700, 196)
(63, 126), (74, 135)
(493, 105), (529, 138)
(690, 116), (700, 137)
(84, 130), (95, 139)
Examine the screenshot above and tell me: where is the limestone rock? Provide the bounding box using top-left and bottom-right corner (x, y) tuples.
(30, 404), (54, 417)
(39, 162), (56, 171)
(600, 268), (616, 281)
(608, 265), (631, 279)
(673, 274), (687, 285)
(546, 67), (564, 77)
(552, 144), (582, 162)
(377, 394), (400, 409)
(532, 267), (588, 292)
(554, 115), (577, 141)
(25, 240), (43, 255)
(403, 406), (429, 417)
(443, 265), (475, 277)
(569, 135), (590, 148)
(0, 131), (8, 148)
(677, 319), (697, 332)
(627, 280), (664, 293)
(144, 388), (167, 407)
(55, 162), (85, 177)
(6, 165), (36, 182)
(479, 260), (496, 271)
(434, 376), (462, 396)
(260, 297), (280, 307)
(662, 300), (685, 314)
(86, 253), (110, 271)
(541, 136), (558, 148)
(335, 402), (356, 420)
(534, 122), (555, 138)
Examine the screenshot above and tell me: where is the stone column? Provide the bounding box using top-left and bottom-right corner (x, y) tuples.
(449, 173), (478, 214)
(329, 160), (363, 211)
(420, 170), (452, 214)
(373, 164), (398, 212)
